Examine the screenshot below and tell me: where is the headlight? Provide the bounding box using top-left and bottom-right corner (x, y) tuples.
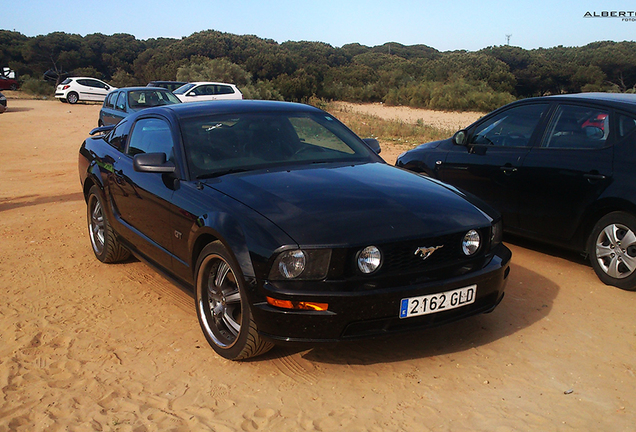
(269, 249), (331, 280)
(357, 245), (382, 274)
(462, 230), (481, 256)
(277, 250), (306, 279)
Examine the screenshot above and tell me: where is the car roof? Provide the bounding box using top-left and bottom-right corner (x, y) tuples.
(519, 92), (636, 111)
(137, 100), (322, 119)
(106, 86), (173, 95)
(189, 81), (238, 86)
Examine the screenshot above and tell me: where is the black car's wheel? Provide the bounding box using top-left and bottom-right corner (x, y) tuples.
(588, 211), (636, 290)
(195, 241), (274, 360)
(67, 92), (79, 104)
(87, 186), (130, 263)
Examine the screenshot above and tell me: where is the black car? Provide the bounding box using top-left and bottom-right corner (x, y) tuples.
(0, 92), (6, 114)
(397, 92), (636, 290)
(147, 81), (187, 92)
(99, 87), (181, 126)
(79, 100), (511, 360)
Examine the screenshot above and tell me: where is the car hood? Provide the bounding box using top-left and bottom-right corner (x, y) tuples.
(204, 162), (493, 246)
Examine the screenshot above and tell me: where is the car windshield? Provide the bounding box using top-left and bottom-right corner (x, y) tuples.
(181, 111), (375, 178)
(173, 83), (195, 95)
(127, 90), (180, 108)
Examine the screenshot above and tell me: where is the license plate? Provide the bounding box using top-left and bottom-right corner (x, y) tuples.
(399, 285), (476, 319)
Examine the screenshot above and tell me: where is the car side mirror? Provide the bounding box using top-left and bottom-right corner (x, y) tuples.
(453, 130), (468, 146)
(363, 138), (381, 154)
(133, 153), (176, 173)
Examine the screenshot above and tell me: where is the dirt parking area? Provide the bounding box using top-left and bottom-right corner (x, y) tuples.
(1, 98), (635, 431)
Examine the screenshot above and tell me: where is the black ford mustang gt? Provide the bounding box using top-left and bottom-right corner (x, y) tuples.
(79, 100), (511, 360)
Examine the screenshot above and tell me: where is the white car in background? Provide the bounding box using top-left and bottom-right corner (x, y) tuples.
(172, 82), (243, 102)
(55, 77), (115, 104)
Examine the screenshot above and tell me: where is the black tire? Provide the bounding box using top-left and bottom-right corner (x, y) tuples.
(195, 241), (274, 360)
(588, 211), (636, 290)
(87, 186), (130, 263)
(67, 91), (79, 104)
(98, 119), (104, 127)
(10, 84), (17, 90)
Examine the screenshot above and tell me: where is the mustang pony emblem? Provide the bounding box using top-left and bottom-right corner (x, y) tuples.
(414, 245), (444, 260)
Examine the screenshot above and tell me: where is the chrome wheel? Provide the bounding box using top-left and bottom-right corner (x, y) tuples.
(86, 186), (130, 263)
(200, 256), (243, 348)
(595, 223), (636, 279)
(195, 242), (274, 359)
(89, 194), (105, 255)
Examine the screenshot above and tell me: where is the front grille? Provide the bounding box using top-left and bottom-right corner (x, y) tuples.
(382, 232), (466, 274)
(329, 227), (491, 281)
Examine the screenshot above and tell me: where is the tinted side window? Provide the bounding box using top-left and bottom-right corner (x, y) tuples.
(115, 92), (127, 111)
(215, 85), (235, 95)
(86, 79), (105, 88)
(618, 113), (636, 138)
(103, 92), (115, 108)
(77, 79), (90, 87)
(471, 103), (548, 147)
(127, 118), (174, 159)
(108, 121), (128, 151)
(542, 105), (610, 149)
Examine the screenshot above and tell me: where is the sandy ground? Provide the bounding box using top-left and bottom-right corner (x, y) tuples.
(1, 98), (635, 432)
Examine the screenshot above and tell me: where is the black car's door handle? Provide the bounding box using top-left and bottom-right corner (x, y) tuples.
(500, 166), (518, 174)
(584, 173), (606, 181)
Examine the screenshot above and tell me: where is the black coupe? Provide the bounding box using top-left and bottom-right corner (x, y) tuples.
(79, 100), (511, 360)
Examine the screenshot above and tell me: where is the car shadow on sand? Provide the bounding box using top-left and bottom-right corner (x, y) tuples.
(0, 192), (84, 212)
(3, 107), (33, 113)
(264, 261), (558, 365)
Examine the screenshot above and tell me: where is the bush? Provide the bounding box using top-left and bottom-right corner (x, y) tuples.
(384, 79), (516, 112)
(19, 75), (55, 97)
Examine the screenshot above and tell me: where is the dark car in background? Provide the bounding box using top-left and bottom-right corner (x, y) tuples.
(98, 87), (181, 126)
(79, 100), (511, 360)
(0, 92), (6, 113)
(397, 93), (636, 290)
(147, 81), (187, 92)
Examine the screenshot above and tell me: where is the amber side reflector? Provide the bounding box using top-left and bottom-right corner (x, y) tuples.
(266, 297), (328, 311)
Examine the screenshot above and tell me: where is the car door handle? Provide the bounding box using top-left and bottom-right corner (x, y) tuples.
(500, 166), (518, 173)
(584, 173), (606, 181)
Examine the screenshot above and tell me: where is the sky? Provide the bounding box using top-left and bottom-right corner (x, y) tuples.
(2, 0), (635, 51)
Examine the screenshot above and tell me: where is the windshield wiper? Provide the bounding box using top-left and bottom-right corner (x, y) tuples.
(196, 168), (250, 179)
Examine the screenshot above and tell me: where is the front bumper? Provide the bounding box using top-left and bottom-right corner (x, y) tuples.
(251, 244), (511, 343)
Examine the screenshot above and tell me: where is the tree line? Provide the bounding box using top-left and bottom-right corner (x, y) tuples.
(2, 29), (636, 111)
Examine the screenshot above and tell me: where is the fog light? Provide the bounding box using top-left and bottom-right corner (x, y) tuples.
(357, 245), (382, 274)
(266, 297), (328, 311)
(462, 229), (481, 256)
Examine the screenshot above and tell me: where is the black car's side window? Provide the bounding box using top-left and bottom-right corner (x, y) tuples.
(542, 105), (610, 149)
(471, 103), (548, 147)
(108, 121), (128, 151)
(127, 118), (174, 160)
(617, 114), (636, 138)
